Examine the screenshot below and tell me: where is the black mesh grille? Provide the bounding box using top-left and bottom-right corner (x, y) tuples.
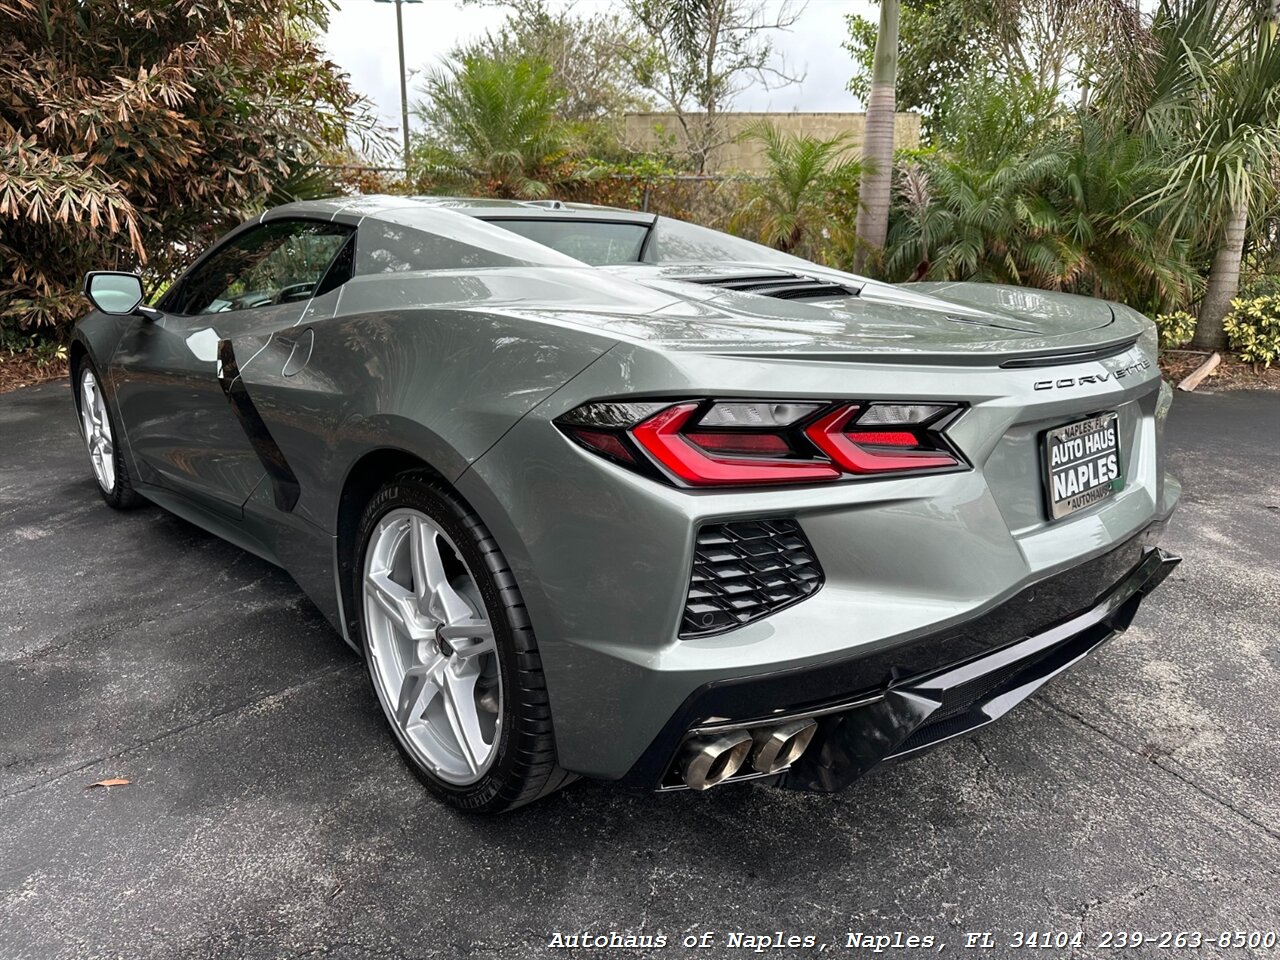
(681, 519), (823, 638)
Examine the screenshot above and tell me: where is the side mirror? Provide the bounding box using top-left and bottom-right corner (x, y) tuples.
(84, 271), (156, 318)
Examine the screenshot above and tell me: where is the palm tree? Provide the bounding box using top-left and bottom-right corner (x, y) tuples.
(732, 122), (861, 256)
(852, 0), (899, 274)
(886, 146), (1070, 287)
(1110, 0), (1280, 349)
(1052, 116), (1199, 310)
(414, 53), (568, 198)
(884, 73), (1069, 287)
(885, 79), (1197, 313)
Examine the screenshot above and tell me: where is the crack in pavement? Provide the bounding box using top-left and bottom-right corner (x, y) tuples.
(1034, 696), (1280, 846)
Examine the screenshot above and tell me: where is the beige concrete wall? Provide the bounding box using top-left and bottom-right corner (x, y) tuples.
(623, 111), (922, 174)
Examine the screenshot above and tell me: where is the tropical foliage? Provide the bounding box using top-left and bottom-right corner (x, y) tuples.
(881, 77), (1197, 313)
(845, 0), (1143, 142)
(412, 52), (571, 199)
(1224, 296), (1280, 368)
(1104, 0), (1280, 348)
(0, 0), (379, 333)
(458, 0), (649, 131)
(1155, 311), (1198, 350)
(4, 0), (1280, 366)
(731, 124), (860, 257)
(852, 0), (1280, 349)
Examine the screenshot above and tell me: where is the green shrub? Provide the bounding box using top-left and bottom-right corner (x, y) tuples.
(1153, 310), (1197, 350)
(1224, 296), (1280, 368)
(0, 327), (66, 367)
(1238, 274), (1280, 300)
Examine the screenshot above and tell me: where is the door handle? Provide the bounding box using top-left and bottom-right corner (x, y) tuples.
(281, 328), (314, 378)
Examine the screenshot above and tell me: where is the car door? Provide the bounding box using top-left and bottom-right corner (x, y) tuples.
(111, 218), (354, 517)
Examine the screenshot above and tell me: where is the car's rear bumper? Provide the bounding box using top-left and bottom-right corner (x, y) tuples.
(620, 522), (1179, 791)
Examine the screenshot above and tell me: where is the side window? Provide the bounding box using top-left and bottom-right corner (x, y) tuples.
(314, 232), (356, 297)
(173, 220), (354, 315)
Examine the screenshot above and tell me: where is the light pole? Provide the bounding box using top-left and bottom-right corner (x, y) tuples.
(373, 0), (421, 176)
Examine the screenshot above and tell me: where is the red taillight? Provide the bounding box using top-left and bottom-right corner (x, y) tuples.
(556, 399), (963, 487)
(686, 432), (792, 456)
(805, 405), (959, 473)
(567, 427), (635, 464)
(846, 430), (918, 447)
(631, 404), (842, 486)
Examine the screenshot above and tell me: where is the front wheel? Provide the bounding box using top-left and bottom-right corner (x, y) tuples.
(77, 362), (143, 510)
(355, 474), (573, 812)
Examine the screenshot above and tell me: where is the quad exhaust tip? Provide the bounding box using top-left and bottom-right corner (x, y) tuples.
(678, 730), (752, 790)
(749, 718), (817, 775)
(677, 718), (819, 790)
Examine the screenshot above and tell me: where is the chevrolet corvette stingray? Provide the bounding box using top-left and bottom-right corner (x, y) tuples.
(70, 197), (1180, 812)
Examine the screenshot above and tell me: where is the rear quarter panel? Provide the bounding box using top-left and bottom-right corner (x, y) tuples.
(239, 292), (618, 538)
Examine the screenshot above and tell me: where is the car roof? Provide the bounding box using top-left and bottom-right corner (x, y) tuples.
(424, 198), (656, 224)
(265, 195), (656, 225)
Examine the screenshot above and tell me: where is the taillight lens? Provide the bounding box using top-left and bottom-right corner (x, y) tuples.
(556, 399), (963, 487)
(632, 403), (842, 486)
(804, 404), (960, 473)
(686, 432), (791, 456)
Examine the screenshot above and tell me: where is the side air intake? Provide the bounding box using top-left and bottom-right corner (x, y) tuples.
(681, 519), (823, 638)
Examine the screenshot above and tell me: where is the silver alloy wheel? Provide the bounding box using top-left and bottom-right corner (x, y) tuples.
(80, 370), (116, 493)
(363, 508), (502, 785)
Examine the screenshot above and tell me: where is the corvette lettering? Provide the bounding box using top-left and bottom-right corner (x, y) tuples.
(1034, 357), (1151, 390)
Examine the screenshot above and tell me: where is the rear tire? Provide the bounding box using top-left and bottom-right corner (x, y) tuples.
(354, 472), (573, 813)
(76, 361), (143, 510)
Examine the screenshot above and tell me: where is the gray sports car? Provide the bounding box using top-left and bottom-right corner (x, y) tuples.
(71, 196), (1180, 812)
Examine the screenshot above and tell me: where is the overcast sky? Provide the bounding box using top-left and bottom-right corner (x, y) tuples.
(322, 0), (876, 142)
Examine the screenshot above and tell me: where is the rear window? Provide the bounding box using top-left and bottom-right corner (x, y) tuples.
(643, 217), (812, 267)
(357, 206), (586, 274)
(477, 212), (817, 268)
(483, 219), (649, 266)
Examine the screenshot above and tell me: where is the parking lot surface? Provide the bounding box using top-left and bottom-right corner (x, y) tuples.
(1, 382), (1278, 959)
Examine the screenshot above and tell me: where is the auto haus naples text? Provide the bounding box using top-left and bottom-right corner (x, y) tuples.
(1049, 420), (1119, 501)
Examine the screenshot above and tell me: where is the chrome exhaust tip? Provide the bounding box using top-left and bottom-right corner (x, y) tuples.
(750, 718), (818, 774)
(678, 730), (752, 790)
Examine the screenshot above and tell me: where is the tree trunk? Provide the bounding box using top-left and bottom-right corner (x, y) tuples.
(853, 0), (899, 275)
(1193, 200), (1248, 352)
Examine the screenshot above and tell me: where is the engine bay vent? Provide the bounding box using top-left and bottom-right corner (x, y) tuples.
(682, 273), (861, 301)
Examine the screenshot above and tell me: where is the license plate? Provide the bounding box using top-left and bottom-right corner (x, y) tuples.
(1043, 412), (1122, 520)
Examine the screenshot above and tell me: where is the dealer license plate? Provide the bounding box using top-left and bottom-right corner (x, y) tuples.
(1043, 412), (1122, 520)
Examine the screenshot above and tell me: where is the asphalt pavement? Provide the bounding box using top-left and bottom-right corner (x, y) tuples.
(1, 381), (1277, 959)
